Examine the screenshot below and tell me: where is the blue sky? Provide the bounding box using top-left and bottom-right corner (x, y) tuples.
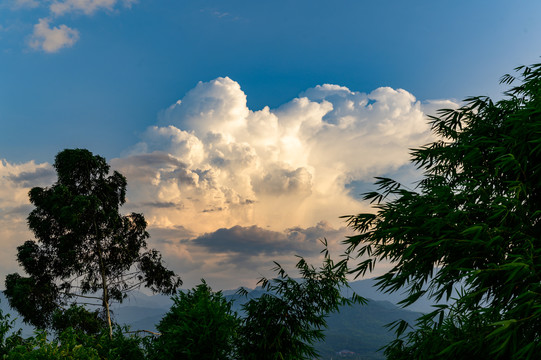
(2, 0), (540, 162)
(1, 0), (540, 289)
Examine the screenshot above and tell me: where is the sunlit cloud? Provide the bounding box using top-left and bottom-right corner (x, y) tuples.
(0, 78), (458, 289)
(13, 0), (135, 52)
(117, 78), (438, 231)
(28, 18), (80, 53)
(0, 159), (54, 281)
(50, 0), (136, 16)
(109, 77), (458, 288)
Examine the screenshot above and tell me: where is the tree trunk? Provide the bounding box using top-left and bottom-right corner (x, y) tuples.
(96, 238), (113, 339)
(100, 267), (113, 339)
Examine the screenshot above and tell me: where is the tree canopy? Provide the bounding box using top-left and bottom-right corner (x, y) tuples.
(5, 149), (182, 337)
(344, 61), (541, 359)
(149, 280), (239, 360)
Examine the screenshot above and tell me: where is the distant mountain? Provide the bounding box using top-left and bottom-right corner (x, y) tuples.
(1, 278), (434, 359)
(346, 278), (452, 314)
(109, 284), (423, 360)
(314, 299), (420, 360)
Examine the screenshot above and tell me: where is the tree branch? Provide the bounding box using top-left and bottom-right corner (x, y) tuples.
(59, 292), (103, 300)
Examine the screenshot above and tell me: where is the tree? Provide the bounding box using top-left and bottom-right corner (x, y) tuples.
(343, 61), (541, 359)
(5, 149), (182, 338)
(148, 241), (362, 360)
(0, 325), (147, 360)
(149, 280), (239, 360)
(236, 241), (365, 360)
(0, 306), (25, 358)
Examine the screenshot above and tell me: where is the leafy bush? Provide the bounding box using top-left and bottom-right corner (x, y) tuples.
(149, 280), (238, 360)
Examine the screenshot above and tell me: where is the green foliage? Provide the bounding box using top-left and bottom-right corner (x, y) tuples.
(0, 308), (25, 357)
(98, 326), (146, 360)
(344, 61), (541, 359)
(4, 149), (182, 336)
(0, 326), (146, 360)
(147, 241), (362, 360)
(1, 241), (361, 359)
(0, 304), (145, 360)
(52, 305), (103, 336)
(4, 273), (57, 330)
(150, 280), (239, 360)
(383, 304), (495, 360)
(4, 329), (100, 360)
(236, 241), (366, 360)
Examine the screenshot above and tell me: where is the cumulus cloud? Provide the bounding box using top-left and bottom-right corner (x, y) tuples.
(108, 78), (459, 288)
(0, 79), (458, 290)
(116, 77), (445, 234)
(29, 18), (79, 53)
(252, 165), (312, 197)
(50, 0), (136, 16)
(152, 221), (352, 289)
(13, 0), (135, 52)
(0, 159), (54, 282)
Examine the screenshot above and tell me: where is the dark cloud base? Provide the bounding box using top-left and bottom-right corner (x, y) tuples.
(192, 222), (343, 256)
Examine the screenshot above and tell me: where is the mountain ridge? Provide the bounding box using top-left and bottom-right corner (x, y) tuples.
(0, 278), (428, 359)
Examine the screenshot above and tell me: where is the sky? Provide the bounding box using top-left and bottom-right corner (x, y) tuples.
(1, 0), (540, 291)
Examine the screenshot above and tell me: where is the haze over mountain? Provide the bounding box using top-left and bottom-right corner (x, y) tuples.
(1, 278), (433, 359)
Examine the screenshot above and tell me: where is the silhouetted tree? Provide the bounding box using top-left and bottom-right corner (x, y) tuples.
(5, 149), (182, 338)
(344, 61), (541, 359)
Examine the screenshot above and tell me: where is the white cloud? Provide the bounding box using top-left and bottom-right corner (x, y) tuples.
(29, 18), (79, 53)
(11, 0), (135, 51)
(0, 159), (54, 283)
(110, 78), (459, 288)
(50, 0), (135, 16)
(0, 79), (459, 290)
(159, 77), (250, 138)
(420, 99), (461, 119)
(120, 78), (443, 232)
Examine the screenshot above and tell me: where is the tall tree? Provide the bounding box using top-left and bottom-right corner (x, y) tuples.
(5, 149), (182, 338)
(344, 61), (541, 359)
